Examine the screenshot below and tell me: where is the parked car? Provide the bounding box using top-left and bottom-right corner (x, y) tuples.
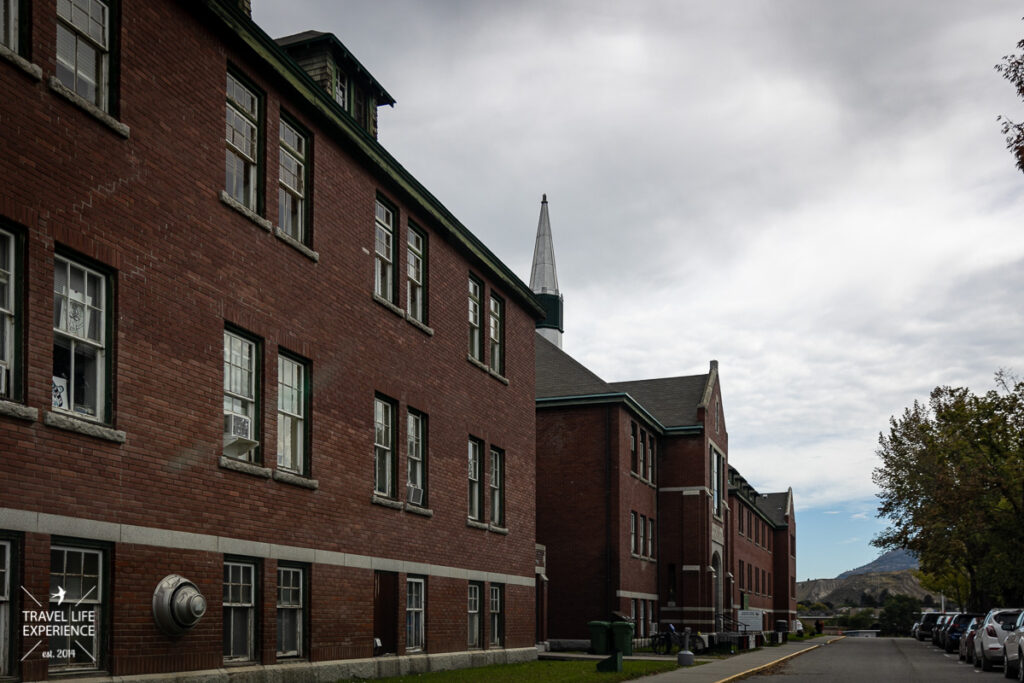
(917, 612), (941, 641)
(974, 608), (1022, 671)
(1001, 611), (1024, 678)
(933, 613), (954, 646)
(961, 616), (983, 663)
(911, 620), (921, 639)
(944, 612), (982, 654)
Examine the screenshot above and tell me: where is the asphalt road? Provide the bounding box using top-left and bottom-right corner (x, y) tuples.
(741, 636), (994, 682)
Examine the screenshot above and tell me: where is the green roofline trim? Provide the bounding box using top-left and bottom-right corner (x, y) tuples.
(536, 393), (704, 436)
(205, 1), (544, 319)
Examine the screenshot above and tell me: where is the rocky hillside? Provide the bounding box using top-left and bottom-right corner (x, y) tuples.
(797, 569), (939, 606)
(837, 549), (918, 578)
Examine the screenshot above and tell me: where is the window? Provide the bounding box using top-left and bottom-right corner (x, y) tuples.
(276, 565), (304, 658)
(53, 255), (108, 421)
(374, 396), (395, 497)
(225, 72), (260, 211)
(223, 330), (258, 462)
(755, 567), (759, 594)
(277, 354), (308, 474)
(468, 438), (482, 520)
(278, 118), (308, 243)
(0, 228), (16, 400)
(738, 560), (744, 589)
(407, 409), (426, 506)
(0, 540), (10, 676)
(647, 517), (655, 557)
(49, 545), (104, 671)
(639, 600), (646, 637)
(489, 447), (504, 526)
(468, 277), (482, 361)
(374, 200), (395, 302)
(738, 505), (744, 535)
(762, 569), (767, 595)
(630, 511), (637, 554)
(1, 0), (18, 53)
(489, 584), (503, 647)
(630, 423), (637, 473)
(488, 295), (504, 375)
(747, 564), (752, 591)
(406, 227), (426, 323)
(647, 436), (655, 481)
(224, 561), (255, 662)
(648, 600), (655, 636)
(406, 578), (424, 652)
(467, 583), (482, 649)
(56, 0), (110, 110)
(768, 572), (772, 596)
(638, 515), (646, 557)
(710, 446), (722, 516)
(638, 430), (646, 480)
(333, 69), (347, 108)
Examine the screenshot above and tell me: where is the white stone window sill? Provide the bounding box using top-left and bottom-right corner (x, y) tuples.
(274, 227), (319, 262)
(44, 410), (126, 443)
(0, 43), (42, 80)
(0, 399), (38, 421)
(272, 469), (319, 489)
(220, 191), (272, 231)
(219, 455), (271, 478)
(48, 76), (129, 138)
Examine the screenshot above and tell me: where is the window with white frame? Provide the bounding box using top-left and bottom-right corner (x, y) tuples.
(223, 330), (258, 462)
(630, 422), (637, 473)
(0, 228), (15, 400)
(49, 545), (103, 671)
(468, 438), (482, 520)
(223, 561), (255, 662)
(278, 118), (308, 243)
(374, 201), (395, 302)
(647, 436), (655, 481)
(648, 600), (655, 635)
(406, 577), (424, 652)
(53, 255), (108, 421)
(276, 565), (303, 658)
(630, 511), (637, 554)
(647, 517), (655, 557)
(467, 583), (481, 649)
(374, 396), (395, 497)
(710, 446), (723, 517)
(277, 354), (307, 474)
(638, 430), (646, 481)
(225, 72), (260, 211)
(489, 447), (504, 526)
(639, 514), (646, 557)
(0, 539), (9, 676)
(406, 227), (426, 323)
(333, 69), (347, 108)
(56, 0), (110, 110)
(407, 409), (426, 506)
(468, 276), (482, 361)
(488, 295), (504, 375)
(489, 584), (503, 647)
(1, 0), (18, 53)
(639, 599), (646, 637)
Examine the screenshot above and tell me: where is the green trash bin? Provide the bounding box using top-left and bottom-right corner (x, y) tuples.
(587, 621), (611, 655)
(610, 621), (634, 655)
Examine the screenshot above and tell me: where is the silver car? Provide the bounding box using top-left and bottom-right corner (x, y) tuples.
(1002, 611), (1024, 678)
(973, 607), (1022, 671)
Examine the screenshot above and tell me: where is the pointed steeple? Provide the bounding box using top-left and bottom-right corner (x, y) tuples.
(530, 194), (564, 347)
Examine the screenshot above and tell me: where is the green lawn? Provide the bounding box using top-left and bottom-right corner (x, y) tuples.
(340, 659), (678, 682)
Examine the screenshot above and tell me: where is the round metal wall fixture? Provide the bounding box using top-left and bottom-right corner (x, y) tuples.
(153, 574), (207, 636)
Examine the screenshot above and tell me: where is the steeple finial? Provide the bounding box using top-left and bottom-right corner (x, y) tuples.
(530, 194), (564, 347)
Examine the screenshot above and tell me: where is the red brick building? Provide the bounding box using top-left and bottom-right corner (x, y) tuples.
(0, 1), (542, 679)
(530, 206), (797, 647)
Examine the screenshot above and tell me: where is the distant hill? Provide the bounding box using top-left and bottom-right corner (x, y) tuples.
(837, 549), (918, 579)
(797, 569), (938, 607)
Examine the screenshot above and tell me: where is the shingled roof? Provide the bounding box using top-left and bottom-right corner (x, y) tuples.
(759, 491), (793, 527)
(535, 334), (713, 431)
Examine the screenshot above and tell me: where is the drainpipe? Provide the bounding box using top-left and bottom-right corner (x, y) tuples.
(605, 405), (613, 617)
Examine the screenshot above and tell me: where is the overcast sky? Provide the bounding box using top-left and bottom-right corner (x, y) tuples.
(254, 1), (1024, 580)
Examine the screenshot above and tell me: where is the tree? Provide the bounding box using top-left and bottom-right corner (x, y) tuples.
(872, 373), (1024, 610)
(878, 595), (920, 637)
(997, 36), (1024, 173)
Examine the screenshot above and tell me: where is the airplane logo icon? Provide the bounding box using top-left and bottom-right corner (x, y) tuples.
(51, 586), (66, 606)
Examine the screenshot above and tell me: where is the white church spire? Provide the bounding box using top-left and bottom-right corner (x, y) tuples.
(530, 194), (564, 347)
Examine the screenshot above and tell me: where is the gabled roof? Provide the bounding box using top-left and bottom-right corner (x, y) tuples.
(760, 490), (793, 527)
(535, 333), (609, 398)
(608, 375), (709, 428)
(275, 30), (396, 106)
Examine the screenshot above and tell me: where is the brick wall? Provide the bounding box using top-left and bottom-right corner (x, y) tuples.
(0, 1), (537, 678)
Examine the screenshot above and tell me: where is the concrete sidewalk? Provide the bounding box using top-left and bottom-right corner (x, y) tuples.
(540, 636), (841, 683)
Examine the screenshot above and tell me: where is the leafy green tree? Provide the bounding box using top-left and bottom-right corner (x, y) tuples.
(997, 38), (1024, 173)
(838, 609), (875, 630)
(878, 595), (920, 637)
(872, 374), (1024, 610)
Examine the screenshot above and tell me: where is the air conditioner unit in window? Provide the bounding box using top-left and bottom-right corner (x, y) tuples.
(407, 485), (424, 506)
(223, 413), (258, 458)
(0, 366), (7, 398)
